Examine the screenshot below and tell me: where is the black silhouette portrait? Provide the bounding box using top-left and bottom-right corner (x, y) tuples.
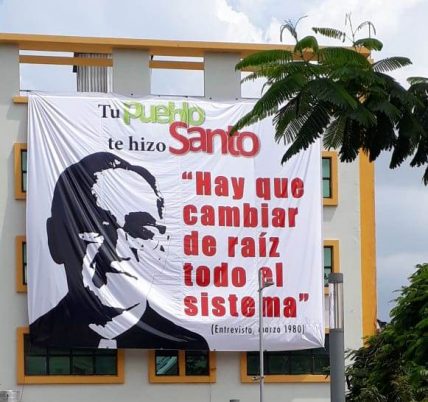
(30, 152), (208, 350)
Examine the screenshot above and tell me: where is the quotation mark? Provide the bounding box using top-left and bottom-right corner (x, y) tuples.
(182, 171), (193, 180)
(299, 293), (309, 302)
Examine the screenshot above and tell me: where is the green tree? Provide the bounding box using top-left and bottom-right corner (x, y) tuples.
(345, 263), (428, 401)
(232, 16), (428, 183)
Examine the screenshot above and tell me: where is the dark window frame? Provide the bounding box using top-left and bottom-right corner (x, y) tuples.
(322, 151), (338, 206)
(149, 350), (216, 383)
(17, 327), (124, 384)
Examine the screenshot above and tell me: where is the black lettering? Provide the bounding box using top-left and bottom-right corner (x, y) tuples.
(98, 104), (110, 118)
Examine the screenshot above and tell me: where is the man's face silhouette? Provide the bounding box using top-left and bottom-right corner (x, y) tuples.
(78, 167), (167, 312)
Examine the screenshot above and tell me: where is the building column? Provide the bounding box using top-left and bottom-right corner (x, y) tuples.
(112, 49), (151, 96)
(204, 53), (241, 100)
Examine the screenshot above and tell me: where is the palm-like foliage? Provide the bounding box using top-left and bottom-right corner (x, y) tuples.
(346, 264), (428, 401)
(232, 16), (428, 183)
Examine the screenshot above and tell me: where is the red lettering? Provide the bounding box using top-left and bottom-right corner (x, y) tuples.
(227, 128), (240, 156)
(291, 178), (304, 198)
(206, 128), (228, 154)
(241, 296), (255, 317)
(228, 294), (239, 317)
(195, 266), (210, 287)
(227, 236), (238, 257)
(184, 293), (297, 318)
(183, 204), (197, 225)
(183, 263), (193, 286)
(274, 178), (289, 198)
(242, 203), (258, 227)
(259, 233), (266, 257)
(212, 296), (226, 316)
(196, 171), (211, 196)
(276, 262), (283, 287)
(272, 208), (285, 227)
(183, 231), (199, 256)
(256, 178), (270, 200)
(183, 296), (198, 316)
(231, 267), (246, 287)
(259, 267), (273, 286)
(283, 297), (297, 317)
(263, 296), (280, 317)
(214, 176), (229, 197)
(261, 203), (269, 227)
(213, 263), (228, 287)
(168, 123), (260, 157)
(200, 205), (215, 226)
(241, 237), (255, 257)
(201, 292), (209, 316)
(288, 208), (298, 227)
(237, 131), (259, 157)
(269, 237), (280, 257)
(202, 235), (216, 257)
(188, 126), (206, 152)
(218, 206), (240, 226)
(169, 121), (189, 155)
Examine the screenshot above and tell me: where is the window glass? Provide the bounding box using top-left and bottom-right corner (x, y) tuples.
(324, 246), (333, 287)
(185, 351), (209, 376)
(25, 356), (47, 375)
(289, 351), (313, 374)
(22, 241), (27, 285)
(155, 350), (179, 376)
(23, 334), (117, 376)
(246, 335), (329, 376)
(21, 150), (27, 193)
(95, 355), (117, 375)
(49, 356), (71, 375)
(266, 352), (289, 375)
(322, 157), (332, 198)
(72, 355), (94, 375)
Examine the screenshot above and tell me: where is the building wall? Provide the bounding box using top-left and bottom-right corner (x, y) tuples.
(0, 40), (374, 402)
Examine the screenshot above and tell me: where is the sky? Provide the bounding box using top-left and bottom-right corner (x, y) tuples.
(1, 0), (427, 321)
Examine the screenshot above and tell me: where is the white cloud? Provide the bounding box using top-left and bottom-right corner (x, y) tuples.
(214, 0), (264, 42)
(301, 0), (424, 36)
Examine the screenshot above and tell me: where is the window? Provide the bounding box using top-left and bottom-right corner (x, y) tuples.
(324, 240), (339, 293)
(14, 143), (27, 199)
(17, 327), (124, 384)
(149, 350), (216, 383)
(241, 335), (330, 383)
(324, 246), (333, 287)
(16, 236), (27, 292)
(322, 151), (338, 206)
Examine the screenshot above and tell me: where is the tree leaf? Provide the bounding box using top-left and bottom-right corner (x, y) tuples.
(235, 50), (293, 71)
(281, 102), (330, 163)
(272, 99), (299, 142)
(230, 74), (307, 135)
(312, 27), (346, 41)
(303, 78), (359, 109)
(390, 113), (422, 168)
(356, 21), (377, 37)
(323, 116), (346, 149)
(318, 47), (371, 68)
(234, 15), (428, 184)
(353, 37), (383, 51)
(347, 264), (428, 399)
(280, 16), (307, 42)
(373, 57), (412, 73)
(338, 118), (361, 162)
(294, 35), (319, 55)
(407, 76), (428, 85)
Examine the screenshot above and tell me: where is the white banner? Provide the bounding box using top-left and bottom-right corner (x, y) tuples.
(27, 93), (323, 350)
